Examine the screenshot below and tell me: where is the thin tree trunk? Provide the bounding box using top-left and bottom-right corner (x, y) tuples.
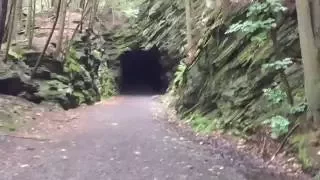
(31, 0), (62, 78)
(112, 7), (115, 25)
(88, 0), (97, 30)
(4, 0), (17, 62)
(14, 0), (22, 40)
(66, 5), (91, 57)
(185, 0), (192, 49)
(296, 0), (320, 128)
(2, 0), (13, 44)
(54, 0), (67, 57)
(185, 0), (193, 64)
(79, 0), (87, 32)
(26, 0), (33, 47)
(0, 0), (9, 49)
(28, 0), (36, 48)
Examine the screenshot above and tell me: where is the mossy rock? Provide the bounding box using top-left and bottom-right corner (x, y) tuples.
(51, 73), (70, 84)
(72, 91), (86, 105)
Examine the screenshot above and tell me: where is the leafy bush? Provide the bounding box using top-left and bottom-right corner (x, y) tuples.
(171, 61), (187, 93)
(226, 19), (275, 34)
(290, 102), (307, 115)
(99, 63), (117, 98)
(226, 0), (287, 35)
(64, 48), (82, 75)
(263, 86), (287, 105)
(247, 0), (287, 17)
(263, 115), (290, 139)
(262, 85), (295, 139)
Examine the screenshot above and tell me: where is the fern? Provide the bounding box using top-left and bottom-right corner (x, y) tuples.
(99, 64), (117, 98)
(171, 62), (187, 93)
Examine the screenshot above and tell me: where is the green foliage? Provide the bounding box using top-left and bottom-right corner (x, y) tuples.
(290, 102), (307, 115)
(251, 32), (268, 44)
(263, 86), (287, 105)
(314, 172), (320, 180)
(226, 0), (287, 35)
(262, 86), (294, 139)
(247, 0), (287, 17)
(263, 115), (290, 139)
(226, 19), (275, 34)
(73, 91), (86, 104)
(64, 48), (81, 74)
(8, 48), (24, 60)
(171, 62), (187, 93)
(186, 112), (223, 134)
(99, 64), (117, 98)
(262, 58), (293, 71)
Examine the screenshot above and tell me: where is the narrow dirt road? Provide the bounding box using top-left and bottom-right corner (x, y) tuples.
(0, 96), (310, 180)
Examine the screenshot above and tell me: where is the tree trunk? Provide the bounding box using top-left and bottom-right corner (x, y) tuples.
(88, 0), (97, 30)
(0, 0), (9, 49)
(296, 0), (320, 128)
(26, 0), (33, 47)
(13, 0), (22, 40)
(31, 0), (62, 78)
(28, 0), (36, 48)
(4, 0), (17, 62)
(185, 0), (193, 64)
(79, 0), (87, 32)
(54, 0), (67, 57)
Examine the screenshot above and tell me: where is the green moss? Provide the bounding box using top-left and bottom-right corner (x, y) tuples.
(36, 80), (71, 100)
(72, 91), (86, 104)
(64, 48), (82, 74)
(99, 67), (117, 98)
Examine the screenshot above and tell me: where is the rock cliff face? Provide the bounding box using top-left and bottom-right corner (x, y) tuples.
(119, 0), (320, 171)
(111, 0), (302, 133)
(0, 31), (108, 109)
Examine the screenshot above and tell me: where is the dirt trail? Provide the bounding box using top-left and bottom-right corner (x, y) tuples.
(0, 96), (311, 180)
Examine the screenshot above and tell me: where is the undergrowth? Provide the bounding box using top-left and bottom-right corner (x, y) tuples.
(99, 62), (117, 98)
(291, 135), (313, 169)
(185, 112), (223, 134)
(170, 61), (187, 94)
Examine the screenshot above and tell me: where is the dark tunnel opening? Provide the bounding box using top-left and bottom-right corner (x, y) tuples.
(119, 46), (169, 95)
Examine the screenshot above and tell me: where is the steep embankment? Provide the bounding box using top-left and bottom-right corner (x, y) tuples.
(106, 0), (318, 174)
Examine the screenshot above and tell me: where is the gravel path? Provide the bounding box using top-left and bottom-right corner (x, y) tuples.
(0, 96), (310, 180)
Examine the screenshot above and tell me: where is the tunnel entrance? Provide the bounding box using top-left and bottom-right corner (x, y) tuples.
(119, 46), (168, 95)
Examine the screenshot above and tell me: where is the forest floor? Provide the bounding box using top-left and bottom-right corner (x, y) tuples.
(0, 95), (312, 180)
